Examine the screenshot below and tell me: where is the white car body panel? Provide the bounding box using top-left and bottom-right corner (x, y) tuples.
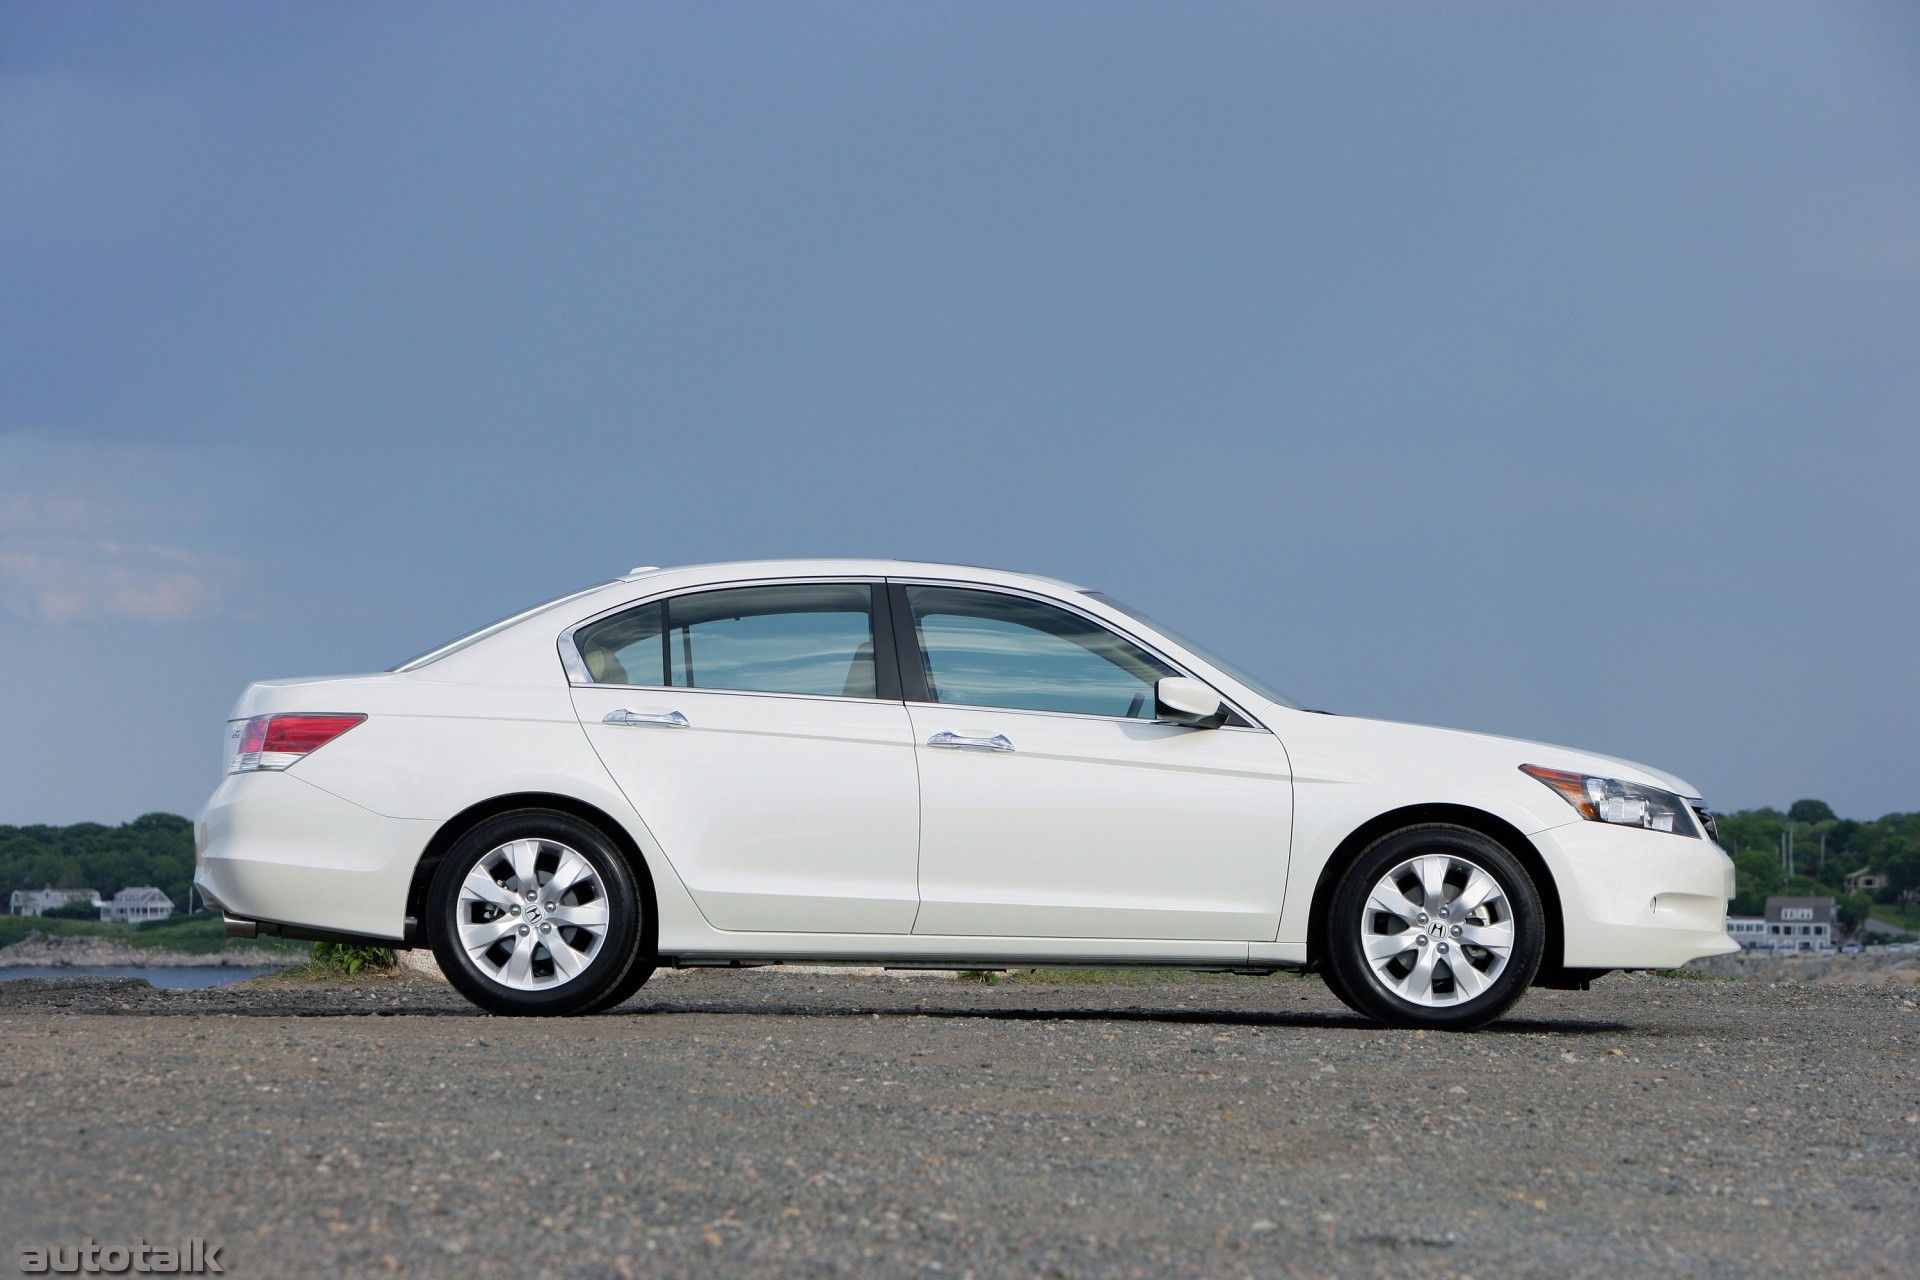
(907, 705), (1291, 941)
(572, 684), (921, 935)
(198, 771), (434, 939)
(1533, 820), (1736, 968)
(272, 680), (603, 821)
(195, 558), (1737, 976)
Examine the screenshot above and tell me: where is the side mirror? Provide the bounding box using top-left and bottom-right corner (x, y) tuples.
(1155, 676), (1228, 729)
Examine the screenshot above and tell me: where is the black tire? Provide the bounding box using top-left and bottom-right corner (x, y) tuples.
(578, 950), (659, 1014)
(1316, 954), (1370, 1019)
(1323, 824), (1544, 1032)
(428, 809), (649, 1017)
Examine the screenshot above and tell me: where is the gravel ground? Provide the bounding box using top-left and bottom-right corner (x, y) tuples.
(1, 968), (1915, 1279)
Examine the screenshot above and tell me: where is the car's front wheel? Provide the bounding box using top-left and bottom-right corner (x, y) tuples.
(1323, 825), (1544, 1031)
(427, 810), (648, 1016)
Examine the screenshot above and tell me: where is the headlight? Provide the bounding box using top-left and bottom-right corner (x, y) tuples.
(1521, 765), (1700, 837)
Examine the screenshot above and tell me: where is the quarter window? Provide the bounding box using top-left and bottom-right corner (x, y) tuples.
(573, 601), (664, 686)
(904, 586), (1176, 718)
(575, 584), (878, 698)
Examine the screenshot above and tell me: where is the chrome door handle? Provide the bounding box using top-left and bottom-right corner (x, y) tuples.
(926, 731), (1015, 753)
(603, 708), (690, 728)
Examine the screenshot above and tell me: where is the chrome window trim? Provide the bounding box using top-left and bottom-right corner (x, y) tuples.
(574, 683), (900, 710)
(557, 636), (594, 685)
(903, 700), (1269, 732)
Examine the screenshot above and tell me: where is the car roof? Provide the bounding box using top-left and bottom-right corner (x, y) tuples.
(616, 559), (1088, 594)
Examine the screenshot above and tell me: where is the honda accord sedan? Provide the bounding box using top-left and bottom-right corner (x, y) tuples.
(197, 559), (1737, 1029)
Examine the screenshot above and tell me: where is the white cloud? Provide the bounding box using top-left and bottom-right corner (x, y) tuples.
(0, 542), (243, 623)
(0, 435), (251, 625)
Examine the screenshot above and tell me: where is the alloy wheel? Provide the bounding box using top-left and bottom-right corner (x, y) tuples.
(1359, 853), (1516, 1007)
(456, 838), (611, 991)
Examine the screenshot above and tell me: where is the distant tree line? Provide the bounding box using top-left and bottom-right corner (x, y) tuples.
(0, 813), (197, 915)
(1717, 800), (1920, 929)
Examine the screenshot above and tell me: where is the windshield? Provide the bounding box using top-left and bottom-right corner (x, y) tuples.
(391, 580), (618, 672)
(1084, 592), (1302, 710)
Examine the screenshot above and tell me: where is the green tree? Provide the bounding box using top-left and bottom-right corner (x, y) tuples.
(1732, 848), (1785, 916)
(1788, 799), (1837, 824)
(1837, 892), (1871, 934)
(0, 813), (196, 912)
(1717, 807), (1784, 861)
(1712, 803), (1918, 911)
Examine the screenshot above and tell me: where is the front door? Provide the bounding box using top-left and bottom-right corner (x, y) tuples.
(570, 581), (920, 934)
(899, 584), (1293, 941)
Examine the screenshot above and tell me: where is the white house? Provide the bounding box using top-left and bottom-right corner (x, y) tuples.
(7, 886), (103, 917)
(1727, 897), (1839, 954)
(98, 886), (174, 924)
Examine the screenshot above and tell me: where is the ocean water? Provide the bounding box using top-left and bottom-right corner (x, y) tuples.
(0, 965), (274, 989)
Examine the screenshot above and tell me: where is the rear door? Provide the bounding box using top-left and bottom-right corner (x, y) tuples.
(897, 583), (1293, 942)
(569, 580), (921, 934)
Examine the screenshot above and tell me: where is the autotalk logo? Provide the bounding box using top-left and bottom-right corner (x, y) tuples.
(17, 1238), (224, 1274)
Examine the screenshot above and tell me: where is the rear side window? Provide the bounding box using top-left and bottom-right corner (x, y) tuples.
(574, 584), (878, 698)
(904, 586), (1175, 717)
(573, 602), (664, 686)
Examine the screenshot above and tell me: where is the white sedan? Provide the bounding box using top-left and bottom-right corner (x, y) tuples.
(197, 559), (1736, 1029)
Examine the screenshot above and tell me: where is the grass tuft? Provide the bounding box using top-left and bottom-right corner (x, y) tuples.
(261, 941), (400, 982)
(309, 942), (398, 977)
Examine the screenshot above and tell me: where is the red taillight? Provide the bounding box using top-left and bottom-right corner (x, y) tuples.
(262, 714), (366, 754)
(230, 713), (366, 774)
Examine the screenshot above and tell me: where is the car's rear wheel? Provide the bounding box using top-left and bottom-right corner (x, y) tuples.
(428, 810), (648, 1016)
(1323, 824), (1544, 1031)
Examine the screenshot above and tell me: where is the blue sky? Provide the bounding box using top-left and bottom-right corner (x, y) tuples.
(1, 2), (1915, 824)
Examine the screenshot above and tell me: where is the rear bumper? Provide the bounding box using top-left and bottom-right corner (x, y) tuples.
(1536, 820), (1739, 968)
(195, 771), (434, 943)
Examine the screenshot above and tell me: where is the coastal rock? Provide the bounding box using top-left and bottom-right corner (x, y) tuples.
(0, 931), (299, 969)
(395, 947), (448, 980)
(1688, 949), (1920, 986)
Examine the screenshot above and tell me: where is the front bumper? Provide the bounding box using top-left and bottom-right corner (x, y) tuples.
(1534, 819), (1739, 968)
(195, 771), (435, 943)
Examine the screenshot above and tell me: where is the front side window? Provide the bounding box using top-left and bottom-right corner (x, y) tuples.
(1084, 591), (1301, 709)
(905, 586), (1176, 718)
(575, 583), (878, 698)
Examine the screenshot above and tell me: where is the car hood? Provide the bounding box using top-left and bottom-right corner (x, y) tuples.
(1298, 711), (1702, 799)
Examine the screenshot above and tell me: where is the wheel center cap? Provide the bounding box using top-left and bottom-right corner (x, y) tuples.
(1429, 920), (1446, 939)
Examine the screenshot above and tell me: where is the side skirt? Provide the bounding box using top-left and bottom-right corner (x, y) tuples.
(659, 954), (1296, 977)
